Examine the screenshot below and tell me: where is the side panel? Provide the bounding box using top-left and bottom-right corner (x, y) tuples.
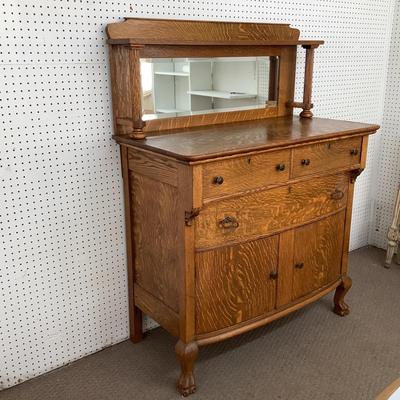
(132, 173), (180, 312)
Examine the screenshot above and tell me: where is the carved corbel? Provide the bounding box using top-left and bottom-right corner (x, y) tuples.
(349, 168), (364, 184)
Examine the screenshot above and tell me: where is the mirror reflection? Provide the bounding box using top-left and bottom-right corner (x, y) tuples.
(140, 56), (279, 120)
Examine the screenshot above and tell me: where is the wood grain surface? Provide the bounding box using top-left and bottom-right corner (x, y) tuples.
(195, 173), (348, 249)
(106, 18), (324, 46)
(108, 46), (133, 135)
(276, 229), (295, 308)
(292, 211), (345, 300)
(195, 235), (279, 334)
(202, 149), (290, 200)
(132, 173), (179, 312)
(134, 284), (179, 337)
(115, 117), (379, 161)
(291, 136), (362, 178)
(128, 148), (178, 187)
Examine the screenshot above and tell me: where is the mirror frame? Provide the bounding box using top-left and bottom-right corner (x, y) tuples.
(107, 18), (323, 139)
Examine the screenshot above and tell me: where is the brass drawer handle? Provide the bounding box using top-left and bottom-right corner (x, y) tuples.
(269, 271), (278, 280)
(301, 158), (311, 166)
(350, 148), (359, 156)
(276, 163), (285, 171)
(295, 262), (304, 269)
(218, 216), (239, 229)
(213, 176), (224, 185)
(331, 189), (344, 200)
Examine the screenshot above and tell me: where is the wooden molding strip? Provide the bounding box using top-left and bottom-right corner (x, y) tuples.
(107, 18), (323, 46)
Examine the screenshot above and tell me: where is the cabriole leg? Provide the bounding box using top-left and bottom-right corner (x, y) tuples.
(175, 340), (198, 396)
(333, 276), (352, 316)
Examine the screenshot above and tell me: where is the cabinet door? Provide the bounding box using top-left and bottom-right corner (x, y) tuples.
(195, 235), (278, 335)
(292, 211), (345, 300)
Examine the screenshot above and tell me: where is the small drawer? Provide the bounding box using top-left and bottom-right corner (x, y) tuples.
(291, 137), (362, 178)
(202, 149), (290, 200)
(195, 173), (348, 249)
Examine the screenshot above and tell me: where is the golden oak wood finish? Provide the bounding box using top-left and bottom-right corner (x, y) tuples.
(115, 116), (378, 159)
(292, 211), (345, 300)
(107, 18), (379, 396)
(202, 149), (290, 200)
(106, 18), (322, 46)
(195, 173), (348, 249)
(107, 18), (324, 138)
(195, 235), (279, 334)
(291, 136), (362, 178)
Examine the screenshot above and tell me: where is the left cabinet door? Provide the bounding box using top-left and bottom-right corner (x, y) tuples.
(195, 235), (279, 335)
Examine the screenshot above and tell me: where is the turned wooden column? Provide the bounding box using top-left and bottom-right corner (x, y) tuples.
(129, 46), (146, 139)
(299, 44), (317, 118)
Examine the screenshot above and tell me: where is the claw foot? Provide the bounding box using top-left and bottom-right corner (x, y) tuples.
(334, 301), (350, 316)
(175, 340), (198, 397)
(333, 276), (352, 317)
(177, 373), (196, 396)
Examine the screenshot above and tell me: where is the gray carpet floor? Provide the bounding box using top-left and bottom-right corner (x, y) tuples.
(1, 246), (400, 400)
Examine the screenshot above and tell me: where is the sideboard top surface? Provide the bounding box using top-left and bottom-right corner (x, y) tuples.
(115, 116), (378, 161)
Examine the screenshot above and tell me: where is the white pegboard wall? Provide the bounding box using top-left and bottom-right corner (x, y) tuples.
(0, 0), (396, 389)
(370, 0), (400, 249)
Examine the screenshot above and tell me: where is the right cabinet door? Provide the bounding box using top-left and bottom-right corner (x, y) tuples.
(292, 211), (346, 300)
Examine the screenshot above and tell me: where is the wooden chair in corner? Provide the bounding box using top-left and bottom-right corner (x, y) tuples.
(384, 185), (400, 268)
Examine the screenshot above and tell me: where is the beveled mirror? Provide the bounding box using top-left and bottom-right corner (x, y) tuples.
(140, 56), (279, 120)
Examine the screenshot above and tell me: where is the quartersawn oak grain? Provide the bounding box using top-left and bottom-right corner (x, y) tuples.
(195, 235), (279, 334)
(291, 136), (362, 178)
(292, 211), (346, 300)
(108, 18), (379, 397)
(195, 173), (348, 249)
(202, 149), (290, 200)
(132, 173), (180, 312)
(106, 18), (324, 46)
(115, 116), (379, 161)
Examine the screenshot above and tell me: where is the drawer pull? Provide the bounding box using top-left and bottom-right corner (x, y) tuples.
(295, 262), (304, 269)
(301, 159), (311, 166)
(350, 148), (359, 156)
(218, 216), (239, 229)
(269, 271), (278, 280)
(276, 163), (286, 171)
(331, 189), (344, 200)
(213, 176), (224, 185)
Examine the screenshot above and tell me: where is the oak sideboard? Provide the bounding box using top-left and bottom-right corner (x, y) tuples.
(106, 18), (379, 396)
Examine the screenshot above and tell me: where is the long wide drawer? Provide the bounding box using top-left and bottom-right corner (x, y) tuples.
(202, 149), (290, 200)
(291, 136), (362, 178)
(195, 173), (348, 249)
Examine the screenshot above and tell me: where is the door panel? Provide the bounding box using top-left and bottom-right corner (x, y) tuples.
(292, 211), (345, 300)
(195, 235), (278, 335)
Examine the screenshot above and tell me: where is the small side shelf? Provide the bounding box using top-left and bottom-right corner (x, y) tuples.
(188, 90), (257, 100)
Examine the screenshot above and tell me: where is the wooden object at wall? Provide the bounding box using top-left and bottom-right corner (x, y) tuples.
(107, 18), (379, 396)
(384, 185), (400, 268)
(107, 18), (323, 138)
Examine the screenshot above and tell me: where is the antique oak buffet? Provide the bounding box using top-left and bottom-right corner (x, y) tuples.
(106, 18), (379, 396)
